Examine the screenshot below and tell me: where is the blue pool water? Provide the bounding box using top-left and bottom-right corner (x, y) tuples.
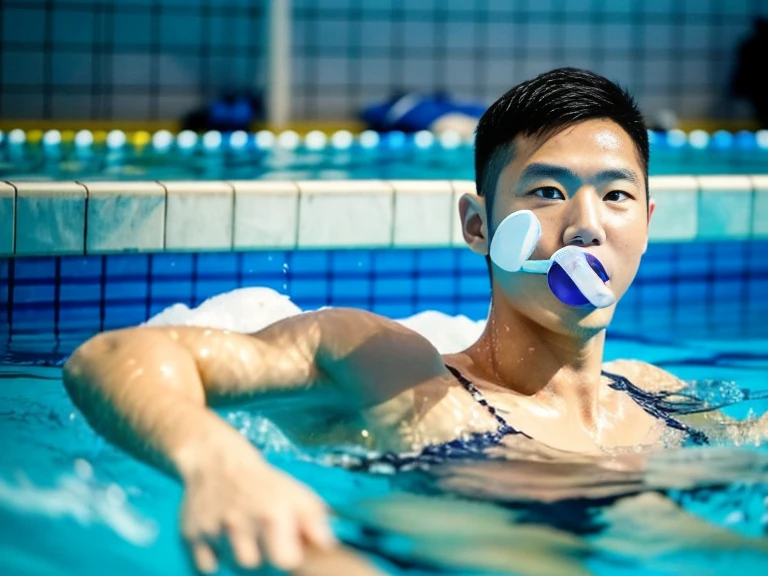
(1, 308), (768, 576)
(2, 130), (768, 181)
(2, 238), (768, 574)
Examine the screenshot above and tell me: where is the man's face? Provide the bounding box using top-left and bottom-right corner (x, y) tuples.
(489, 119), (652, 335)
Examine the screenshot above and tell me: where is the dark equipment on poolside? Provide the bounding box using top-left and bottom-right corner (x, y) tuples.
(732, 18), (768, 128)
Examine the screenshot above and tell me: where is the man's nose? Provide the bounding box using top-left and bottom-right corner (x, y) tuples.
(562, 190), (606, 247)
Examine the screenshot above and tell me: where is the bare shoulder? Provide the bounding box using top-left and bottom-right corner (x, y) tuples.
(602, 359), (686, 394)
(314, 308), (450, 406)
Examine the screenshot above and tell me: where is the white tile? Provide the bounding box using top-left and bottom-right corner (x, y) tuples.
(0, 182), (15, 255)
(163, 181), (234, 251)
(697, 176), (753, 240)
(15, 182), (87, 256)
(83, 181), (165, 254)
(391, 181), (454, 247)
(230, 181), (299, 249)
(297, 181), (393, 248)
(750, 176), (768, 239)
(647, 176), (699, 242)
(451, 180), (476, 247)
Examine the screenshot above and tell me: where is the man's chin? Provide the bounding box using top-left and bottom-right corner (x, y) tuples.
(540, 301), (615, 337)
(571, 305), (615, 333)
(496, 285), (615, 336)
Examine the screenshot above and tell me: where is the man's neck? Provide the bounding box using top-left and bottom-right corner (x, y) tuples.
(465, 298), (607, 424)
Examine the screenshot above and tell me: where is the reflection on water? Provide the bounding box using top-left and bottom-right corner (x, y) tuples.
(332, 443), (768, 575)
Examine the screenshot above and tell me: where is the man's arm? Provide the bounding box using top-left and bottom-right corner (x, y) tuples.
(63, 307), (444, 474)
(62, 308), (446, 573)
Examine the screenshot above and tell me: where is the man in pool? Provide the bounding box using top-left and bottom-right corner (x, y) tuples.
(63, 68), (695, 573)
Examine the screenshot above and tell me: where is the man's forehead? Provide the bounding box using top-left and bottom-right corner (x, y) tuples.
(514, 119), (632, 153)
(506, 121), (643, 175)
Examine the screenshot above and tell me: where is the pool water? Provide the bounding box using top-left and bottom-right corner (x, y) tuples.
(1, 294), (768, 576)
(2, 130), (768, 182)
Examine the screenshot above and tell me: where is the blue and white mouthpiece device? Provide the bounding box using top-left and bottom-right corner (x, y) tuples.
(489, 210), (616, 309)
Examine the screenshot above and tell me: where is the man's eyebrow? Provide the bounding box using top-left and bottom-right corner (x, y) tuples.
(595, 168), (642, 187)
(519, 163), (579, 184)
(519, 163), (642, 187)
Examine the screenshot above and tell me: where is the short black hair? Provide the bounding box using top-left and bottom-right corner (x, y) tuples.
(474, 68), (649, 215)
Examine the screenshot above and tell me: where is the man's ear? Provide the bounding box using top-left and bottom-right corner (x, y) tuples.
(644, 196), (657, 254)
(459, 193), (490, 256)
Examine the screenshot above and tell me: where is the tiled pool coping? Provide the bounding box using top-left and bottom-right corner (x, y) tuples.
(1, 176), (767, 257)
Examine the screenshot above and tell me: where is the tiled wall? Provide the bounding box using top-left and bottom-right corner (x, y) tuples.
(2, 0), (768, 121)
(1, 0), (267, 120)
(3, 176), (768, 347)
(2, 177), (768, 257)
(3, 241), (768, 350)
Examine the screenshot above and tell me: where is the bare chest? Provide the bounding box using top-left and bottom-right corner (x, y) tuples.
(362, 375), (667, 455)
(264, 372), (666, 456)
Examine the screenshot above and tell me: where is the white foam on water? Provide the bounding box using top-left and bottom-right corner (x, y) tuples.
(143, 287), (302, 334)
(0, 470), (157, 545)
(397, 309), (485, 354)
(144, 287), (486, 354)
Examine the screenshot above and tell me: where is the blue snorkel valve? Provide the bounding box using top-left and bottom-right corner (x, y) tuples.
(489, 210), (616, 309)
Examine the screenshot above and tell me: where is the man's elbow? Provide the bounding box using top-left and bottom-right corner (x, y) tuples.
(63, 330), (131, 404)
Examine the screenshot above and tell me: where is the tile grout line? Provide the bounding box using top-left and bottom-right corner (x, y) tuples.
(226, 180), (235, 251)
(77, 181), (89, 255)
(293, 181), (304, 250)
(388, 180), (397, 249)
(157, 180), (169, 252)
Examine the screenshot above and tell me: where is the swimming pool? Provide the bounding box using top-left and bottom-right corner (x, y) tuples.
(2, 291), (768, 576)
(2, 145), (768, 573)
(2, 128), (768, 182)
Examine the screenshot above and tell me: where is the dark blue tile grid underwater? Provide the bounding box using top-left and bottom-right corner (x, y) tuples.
(1, 240), (768, 352)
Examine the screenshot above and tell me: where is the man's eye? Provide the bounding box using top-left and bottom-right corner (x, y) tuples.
(605, 190), (630, 202)
(531, 187), (565, 200)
